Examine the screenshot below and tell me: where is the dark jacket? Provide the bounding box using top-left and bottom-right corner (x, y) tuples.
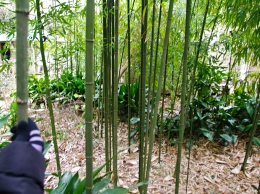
(0, 141), (45, 194)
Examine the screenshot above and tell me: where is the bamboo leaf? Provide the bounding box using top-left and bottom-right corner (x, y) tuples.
(59, 171), (72, 186)
(0, 114), (10, 128)
(43, 140), (52, 155)
(231, 135), (238, 145)
(50, 183), (68, 194)
(253, 137), (260, 147)
(64, 172), (80, 194)
(92, 148), (125, 179)
(203, 131), (214, 142)
(237, 124), (245, 132)
(228, 119), (237, 127)
(220, 134), (232, 143)
(197, 110), (202, 120)
(187, 139), (194, 151)
(99, 187), (128, 194)
(93, 173), (111, 194)
(0, 141), (10, 149)
(129, 181), (148, 190)
(44, 188), (53, 194)
(73, 178), (86, 194)
(244, 124), (253, 132)
(130, 117), (140, 124)
(246, 102), (254, 119)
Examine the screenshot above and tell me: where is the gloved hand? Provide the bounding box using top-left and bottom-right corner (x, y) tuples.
(10, 118), (44, 153)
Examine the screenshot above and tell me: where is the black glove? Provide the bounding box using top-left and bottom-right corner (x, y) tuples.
(10, 118), (44, 153)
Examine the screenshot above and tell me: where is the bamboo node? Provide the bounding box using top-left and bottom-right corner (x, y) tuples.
(86, 39), (94, 42)
(16, 9), (30, 14)
(16, 97), (28, 104)
(85, 156), (93, 159)
(85, 82), (93, 85)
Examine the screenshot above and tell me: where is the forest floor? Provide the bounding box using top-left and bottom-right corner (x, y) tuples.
(0, 72), (259, 194)
(33, 103), (260, 194)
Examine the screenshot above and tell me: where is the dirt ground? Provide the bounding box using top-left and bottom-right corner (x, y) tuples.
(30, 104), (259, 194)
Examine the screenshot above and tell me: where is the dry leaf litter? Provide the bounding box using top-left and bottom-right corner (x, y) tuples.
(31, 104), (259, 194)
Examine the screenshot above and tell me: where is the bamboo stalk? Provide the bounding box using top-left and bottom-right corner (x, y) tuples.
(242, 82), (260, 172)
(35, 0), (61, 177)
(112, 0), (119, 187)
(144, 0), (174, 193)
(175, 0), (192, 192)
(139, 0), (148, 193)
(15, 0), (29, 122)
(85, 0), (95, 192)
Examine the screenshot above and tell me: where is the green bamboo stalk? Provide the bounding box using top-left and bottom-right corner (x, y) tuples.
(187, 0), (210, 104)
(201, 0), (222, 67)
(127, 0), (131, 154)
(144, 1), (174, 193)
(139, 0), (148, 193)
(35, 0), (61, 177)
(112, 0), (119, 187)
(151, 0), (162, 111)
(107, 0), (112, 171)
(185, 108), (194, 193)
(158, 63), (167, 162)
(146, 0), (157, 134)
(242, 82), (260, 172)
(54, 0), (59, 79)
(144, 0), (157, 172)
(175, 0), (191, 192)
(185, 1), (211, 191)
(103, 0), (110, 173)
(167, 64), (182, 152)
(15, 0), (29, 122)
(97, 53), (104, 138)
(85, 0), (95, 193)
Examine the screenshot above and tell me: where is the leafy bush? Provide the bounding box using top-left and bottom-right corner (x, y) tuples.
(28, 72), (85, 105)
(118, 81), (139, 114)
(28, 73), (144, 115)
(162, 93), (260, 143)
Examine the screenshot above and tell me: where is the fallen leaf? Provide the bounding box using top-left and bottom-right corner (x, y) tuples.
(118, 178), (125, 186)
(239, 157), (252, 164)
(164, 175), (174, 181)
(151, 156), (158, 162)
(45, 175), (53, 183)
(71, 166), (81, 172)
(231, 164), (241, 174)
(216, 159), (228, 164)
(204, 176), (215, 184)
(125, 160), (137, 166)
(77, 154), (85, 159)
(245, 171), (252, 178)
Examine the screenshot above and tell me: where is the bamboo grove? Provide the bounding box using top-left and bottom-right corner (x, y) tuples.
(0, 0), (259, 193)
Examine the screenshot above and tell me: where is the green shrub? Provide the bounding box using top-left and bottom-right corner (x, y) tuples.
(161, 93), (260, 143)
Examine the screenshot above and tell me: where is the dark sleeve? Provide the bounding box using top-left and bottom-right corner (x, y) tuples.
(0, 141), (45, 194)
